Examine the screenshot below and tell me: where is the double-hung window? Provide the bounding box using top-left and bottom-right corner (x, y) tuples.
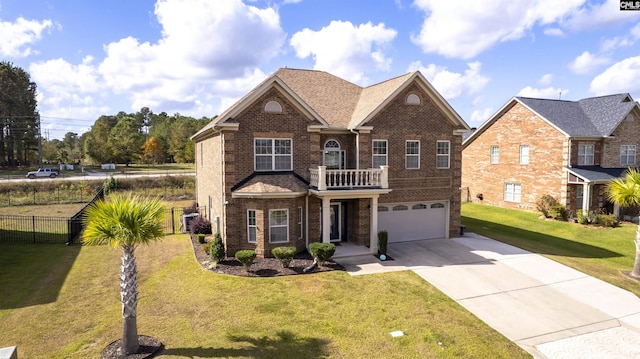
(247, 210), (257, 243)
(436, 140), (450, 169)
(490, 146), (499, 164)
(255, 138), (292, 171)
(621, 145), (636, 166)
(372, 140), (388, 168)
(578, 144), (594, 165)
(269, 209), (288, 243)
(405, 140), (420, 169)
(504, 183), (521, 202)
(519, 145), (529, 165)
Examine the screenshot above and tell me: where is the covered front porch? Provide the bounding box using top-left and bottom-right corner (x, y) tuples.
(566, 166), (629, 214)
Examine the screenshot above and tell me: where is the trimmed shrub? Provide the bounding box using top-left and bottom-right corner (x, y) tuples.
(189, 215), (212, 235)
(210, 232), (226, 262)
(576, 209), (589, 224)
(235, 250), (256, 271)
(272, 246), (296, 268)
(596, 214), (619, 228)
(202, 242), (212, 255)
(548, 204), (568, 221)
(309, 242), (336, 265)
(378, 230), (388, 255)
(197, 233), (206, 244)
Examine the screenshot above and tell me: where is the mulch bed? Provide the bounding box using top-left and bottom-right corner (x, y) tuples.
(190, 235), (344, 277)
(101, 335), (163, 359)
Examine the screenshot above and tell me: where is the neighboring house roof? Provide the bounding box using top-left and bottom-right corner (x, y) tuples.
(231, 172), (309, 198)
(567, 166), (630, 184)
(463, 93), (639, 147)
(192, 68), (470, 140)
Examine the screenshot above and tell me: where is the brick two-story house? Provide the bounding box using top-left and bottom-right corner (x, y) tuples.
(462, 94), (640, 216)
(192, 68), (470, 257)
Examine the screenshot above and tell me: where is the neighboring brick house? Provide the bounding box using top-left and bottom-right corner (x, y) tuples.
(462, 93), (640, 216)
(191, 68), (470, 258)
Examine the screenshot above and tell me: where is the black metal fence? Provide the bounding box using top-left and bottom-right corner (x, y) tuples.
(0, 203), (206, 245)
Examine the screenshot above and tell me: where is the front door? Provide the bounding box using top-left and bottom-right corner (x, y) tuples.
(330, 203), (341, 242)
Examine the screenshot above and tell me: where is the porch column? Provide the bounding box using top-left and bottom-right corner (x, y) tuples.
(582, 183), (591, 212)
(370, 196), (378, 254)
(322, 196), (331, 243)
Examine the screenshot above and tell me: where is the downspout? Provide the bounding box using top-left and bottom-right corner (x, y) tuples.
(305, 193), (309, 251)
(350, 129), (360, 169)
(220, 130), (226, 237)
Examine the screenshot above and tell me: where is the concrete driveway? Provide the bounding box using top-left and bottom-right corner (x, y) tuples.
(334, 233), (640, 358)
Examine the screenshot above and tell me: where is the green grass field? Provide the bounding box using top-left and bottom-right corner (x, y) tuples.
(462, 202), (640, 297)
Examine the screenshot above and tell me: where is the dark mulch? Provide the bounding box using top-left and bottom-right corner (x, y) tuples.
(190, 235), (344, 277)
(101, 335), (163, 359)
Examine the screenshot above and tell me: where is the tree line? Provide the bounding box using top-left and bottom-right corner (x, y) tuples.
(43, 109), (211, 165)
(1, 61), (211, 166)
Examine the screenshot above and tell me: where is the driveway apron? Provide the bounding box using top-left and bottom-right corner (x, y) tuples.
(334, 233), (640, 359)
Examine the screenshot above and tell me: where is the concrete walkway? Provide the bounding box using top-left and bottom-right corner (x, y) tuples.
(333, 233), (640, 358)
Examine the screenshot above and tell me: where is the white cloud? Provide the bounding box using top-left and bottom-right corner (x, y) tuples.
(539, 74), (553, 85)
(290, 20), (397, 83)
(590, 56), (640, 95)
(470, 107), (494, 125)
(410, 0), (585, 59)
(543, 28), (564, 36)
(564, 0), (639, 31)
(568, 51), (611, 74)
(408, 61), (489, 100)
(518, 86), (568, 99)
(98, 0), (286, 113)
(0, 17), (53, 57)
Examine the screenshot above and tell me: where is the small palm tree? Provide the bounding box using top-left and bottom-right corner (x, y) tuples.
(606, 168), (640, 278)
(83, 194), (165, 355)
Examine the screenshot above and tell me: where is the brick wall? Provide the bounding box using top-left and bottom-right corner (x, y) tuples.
(462, 102), (567, 211)
(602, 115), (640, 167)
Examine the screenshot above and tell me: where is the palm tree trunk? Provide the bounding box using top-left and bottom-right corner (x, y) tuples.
(632, 221), (640, 279)
(121, 246), (139, 354)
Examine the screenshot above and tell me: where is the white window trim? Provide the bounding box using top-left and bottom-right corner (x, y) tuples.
(297, 207), (303, 240)
(247, 209), (257, 243)
(504, 183), (522, 203)
(372, 140), (388, 168)
(519, 145), (529, 165)
(254, 138), (293, 171)
(269, 209), (289, 243)
(578, 144), (594, 166)
(436, 140), (450, 169)
(621, 145), (637, 166)
(405, 140), (420, 169)
(490, 146), (499, 164)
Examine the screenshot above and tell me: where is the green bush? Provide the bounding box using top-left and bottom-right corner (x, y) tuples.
(536, 194), (557, 218)
(272, 246), (296, 268)
(576, 209), (589, 224)
(548, 204), (568, 221)
(210, 232), (225, 262)
(202, 242), (212, 255)
(308, 242), (336, 265)
(378, 230), (388, 255)
(235, 250), (256, 271)
(197, 233), (206, 244)
(596, 214), (619, 228)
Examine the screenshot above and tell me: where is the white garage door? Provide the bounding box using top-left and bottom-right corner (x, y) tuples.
(378, 202), (447, 243)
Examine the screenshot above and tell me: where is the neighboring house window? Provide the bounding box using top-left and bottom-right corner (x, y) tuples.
(264, 100), (283, 113)
(406, 93), (421, 105)
(504, 183), (521, 202)
(519, 145), (529, 165)
(578, 144), (594, 165)
(490, 146), (499, 164)
(254, 138), (292, 171)
(576, 186), (584, 209)
(247, 210), (257, 243)
(372, 140), (388, 168)
(436, 140), (450, 169)
(269, 209), (288, 243)
(323, 140), (344, 169)
(406, 140), (420, 169)
(297, 207), (303, 240)
(621, 145), (637, 166)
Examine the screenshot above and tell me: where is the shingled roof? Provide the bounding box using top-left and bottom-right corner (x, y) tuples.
(517, 94), (637, 137)
(192, 67), (468, 139)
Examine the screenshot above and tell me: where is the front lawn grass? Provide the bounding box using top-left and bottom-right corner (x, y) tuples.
(462, 202), (640, 297)
(0, 235), (529, 358)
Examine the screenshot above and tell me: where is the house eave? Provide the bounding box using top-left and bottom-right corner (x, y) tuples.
(232, 191), (308, 199)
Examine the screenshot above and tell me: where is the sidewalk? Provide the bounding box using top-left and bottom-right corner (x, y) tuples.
(334, 233), (640, 358)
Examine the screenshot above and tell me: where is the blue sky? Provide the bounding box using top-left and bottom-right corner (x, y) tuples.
(1, 0), (640, 139)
